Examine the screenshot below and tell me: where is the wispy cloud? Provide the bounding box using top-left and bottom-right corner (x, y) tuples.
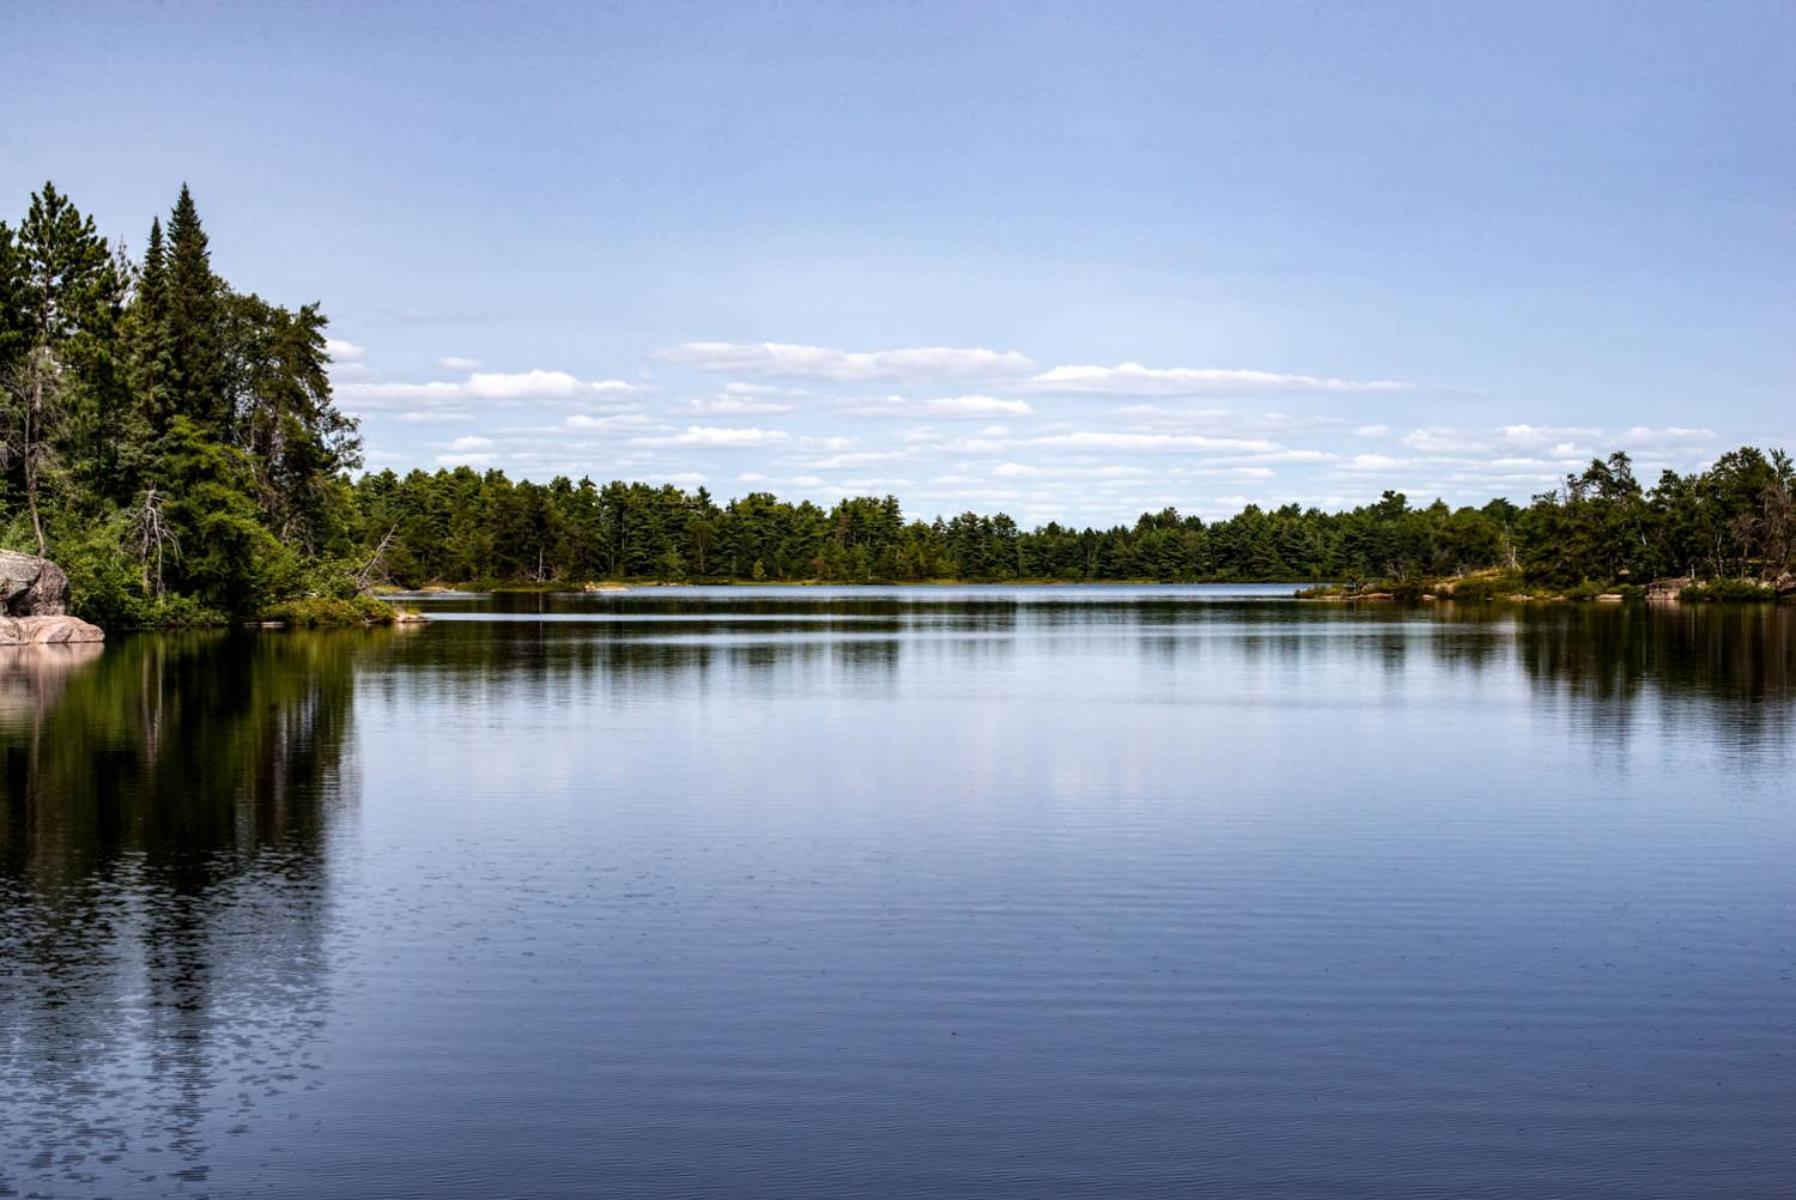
(1032, 431), (1279, 453)
(687, 392), (796, 415)
(1025, 362), (1411, 396)
(633, 425), (791, 448)
(338, 368), (642, 411)
(1616, 425), (1715, 446)
(846, 394), (1035, 418)
(656, 341), (1036, 383)
(993, 462), (1152, 479)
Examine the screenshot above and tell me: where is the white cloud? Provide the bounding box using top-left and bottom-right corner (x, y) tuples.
(1500, 424), (1601, 449)
(1221, 448), (1336, 464)
(1353, 424), (1390, 438)
(993, 462), (1152, 479)
(445, 435), (495, 452)
(435, 451), (498, 467)
(1400, 427), (1485, 454)
(845, 393), (1035, 419)
(1032, 431), (1278, 453)
(1616, 425), (1715, 446)
(392, 409), (473, 423)
(687, 393), (795, 415)
(465, 370), (634, 400)
(1345, 453), (1406, 471)
(634, 425), (791, 448)
(926, 394), (1033, 417)
(1395, 424), (1701, 467)
(439, 356), (481, 371)
(565, 413), (657, 432)
(656, 340), (1036, 382)
(324, 338), (365, 362)
(337, 368), (642, 412)
(1024, 362), (1411, 396)
(793, 450), (911, 469)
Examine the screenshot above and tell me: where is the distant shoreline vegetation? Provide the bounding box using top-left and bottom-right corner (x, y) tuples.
(348, 442), (1793, 604)
(3, 181), (1793, 629)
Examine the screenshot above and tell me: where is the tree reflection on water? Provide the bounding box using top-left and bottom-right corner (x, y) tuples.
(0, 633), (358, 1196)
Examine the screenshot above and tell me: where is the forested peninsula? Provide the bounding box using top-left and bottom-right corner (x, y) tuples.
(3, 181), (1793, 627)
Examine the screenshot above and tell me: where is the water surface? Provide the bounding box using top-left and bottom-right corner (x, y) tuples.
(3, 587), (1793, 1197)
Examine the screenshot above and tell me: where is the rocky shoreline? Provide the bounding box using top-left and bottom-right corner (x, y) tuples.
(0, 614), (105, 645)
(0, 550), (105, 645)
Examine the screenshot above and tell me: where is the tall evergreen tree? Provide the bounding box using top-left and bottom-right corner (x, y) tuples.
(16, 181), (113, 347)
(127, 216), (177, 435)
(163, 184), (227, 434)
(0, 221), (27, 376)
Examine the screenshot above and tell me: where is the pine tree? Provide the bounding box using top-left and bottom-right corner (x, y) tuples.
(163, 184), (227, 436)
(3, 184), (117, 550)
(126, 216), (178, 437)
(0, 221), (27, 375)
(17, 181), (112, 346)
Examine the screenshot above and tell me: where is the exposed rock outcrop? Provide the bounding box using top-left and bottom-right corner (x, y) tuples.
(1776, 572), (1796, 601)
(0, 615), (104, 645)
(0, 551), (71, 616)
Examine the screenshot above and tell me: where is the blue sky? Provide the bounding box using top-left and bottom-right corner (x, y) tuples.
(6, 1), (1792, 523)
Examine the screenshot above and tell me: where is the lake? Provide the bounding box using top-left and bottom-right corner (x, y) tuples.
(2, 586), (1793, 1198)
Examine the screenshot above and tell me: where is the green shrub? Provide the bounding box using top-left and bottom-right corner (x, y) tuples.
(139, 594), (230, 628)
(57, 521), (149, 628)
(259, 595), (395, 627)
(1447, 571), (1526, 601)
(1681, 579), (1776, 603)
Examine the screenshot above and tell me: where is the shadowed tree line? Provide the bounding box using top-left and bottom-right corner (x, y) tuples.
(5, 183), (1792, 621)
(352, 448), (1794, 589)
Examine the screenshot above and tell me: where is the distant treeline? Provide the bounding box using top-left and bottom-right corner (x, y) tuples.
(353, 446), (1794, 589)
(3, 181), (1792, 626)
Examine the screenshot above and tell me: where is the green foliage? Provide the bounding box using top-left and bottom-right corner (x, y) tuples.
(1445, 571), (1527, 602)
(259, 594), (395, 626)
(54, 515), (144, 627)
(0, 182), (362, 626)
(1679, 579), (1777, 603)
(157, 416), (299, 612)
(339, 447), (1796, 591)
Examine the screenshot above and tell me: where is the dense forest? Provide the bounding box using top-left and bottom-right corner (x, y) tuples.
(3, 182), (1792, 625)
(351, 447), (1794, 590)
(1, 182), (357, 625)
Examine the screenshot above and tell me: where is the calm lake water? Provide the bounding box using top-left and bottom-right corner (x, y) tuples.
(3, 586), (1793, 1198)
